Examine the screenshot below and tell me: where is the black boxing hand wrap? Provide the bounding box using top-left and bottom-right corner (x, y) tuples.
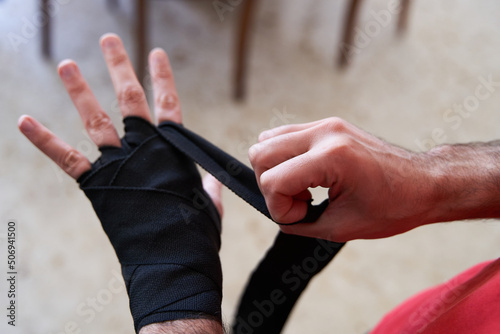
(77, 117), (222, 332)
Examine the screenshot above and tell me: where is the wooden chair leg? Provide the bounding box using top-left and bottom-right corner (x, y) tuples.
(338, 0), (363, 68)
(41, 0), (51, 58)
(136, 0), (148, 86)
(234, 0), (258, 101)
(397, 0), (411, 33)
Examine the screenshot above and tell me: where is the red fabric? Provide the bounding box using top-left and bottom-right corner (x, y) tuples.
(371, 258), (500, 334)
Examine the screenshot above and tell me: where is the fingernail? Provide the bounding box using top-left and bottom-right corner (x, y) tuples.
(19, 116), (34, 133)
(60, 64), (75, 79)
(150, 51), (163, 69)
(102, 36), (118, 49)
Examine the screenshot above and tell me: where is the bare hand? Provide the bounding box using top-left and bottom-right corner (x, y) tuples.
(249, 117), (435, 242)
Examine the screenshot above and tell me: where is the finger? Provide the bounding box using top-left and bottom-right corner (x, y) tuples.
(18, 115), (91, 179)
(58, 60), (121, 147)
(100, 33), (152, 121)
(258, 117), (377, 146)
(149, 48), (182, 124)
(202, 174), (223, 218)
(259, 150), (335, 223)
(258, 119), (324, 142)
(279, 204), (336, 239)
(249, 129), (312, 179)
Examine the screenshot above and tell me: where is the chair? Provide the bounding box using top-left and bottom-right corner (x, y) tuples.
(41, 0), (149, 80)
(40, 0), (411, 101)
(40, 0), (258, 100)
(338, 0), (411, 67)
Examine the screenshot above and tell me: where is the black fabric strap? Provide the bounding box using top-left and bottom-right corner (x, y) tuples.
(232, 233), (344, 334)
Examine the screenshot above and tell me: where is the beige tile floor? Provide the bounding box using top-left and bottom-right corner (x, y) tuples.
(1, 0), (500, 333)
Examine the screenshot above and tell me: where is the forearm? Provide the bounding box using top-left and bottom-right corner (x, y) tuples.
(424, 140), (500, 224)
(140, 319), (223, 334)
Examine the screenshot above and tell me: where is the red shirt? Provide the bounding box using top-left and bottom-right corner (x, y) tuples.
(371, 258), (500, 334)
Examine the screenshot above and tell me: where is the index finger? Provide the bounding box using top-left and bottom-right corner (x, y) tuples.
(100, 33), (152, 122)
(259, 151), (334, 223)
(258, 120), (323, 142)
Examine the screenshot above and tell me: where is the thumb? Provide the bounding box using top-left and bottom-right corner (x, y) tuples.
(279, 203), (350, 242)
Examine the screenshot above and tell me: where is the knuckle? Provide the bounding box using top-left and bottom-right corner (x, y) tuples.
(60, 149), (81, 172)
(35, 130), (53, 147)
(67, 82), (86, 97)
(154, 66), (173, 81)
(325, 117), (347, 133)
(109, 52), (128, 67)
(86, 112), (113, 138)
(118, 84), (146, 106)
(325, 136), (356, 160)
(157, 93), (178, 110)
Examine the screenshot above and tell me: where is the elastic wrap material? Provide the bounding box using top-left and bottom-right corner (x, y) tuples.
(78, 117), (222, 332)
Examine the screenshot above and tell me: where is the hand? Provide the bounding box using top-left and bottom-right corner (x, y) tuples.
(249, 117), (437, 242)
(18, 33), (224, 333)
(18, 33), (222, 216)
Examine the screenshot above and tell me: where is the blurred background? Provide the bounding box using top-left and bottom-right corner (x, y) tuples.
(1, 0), (500, 333)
